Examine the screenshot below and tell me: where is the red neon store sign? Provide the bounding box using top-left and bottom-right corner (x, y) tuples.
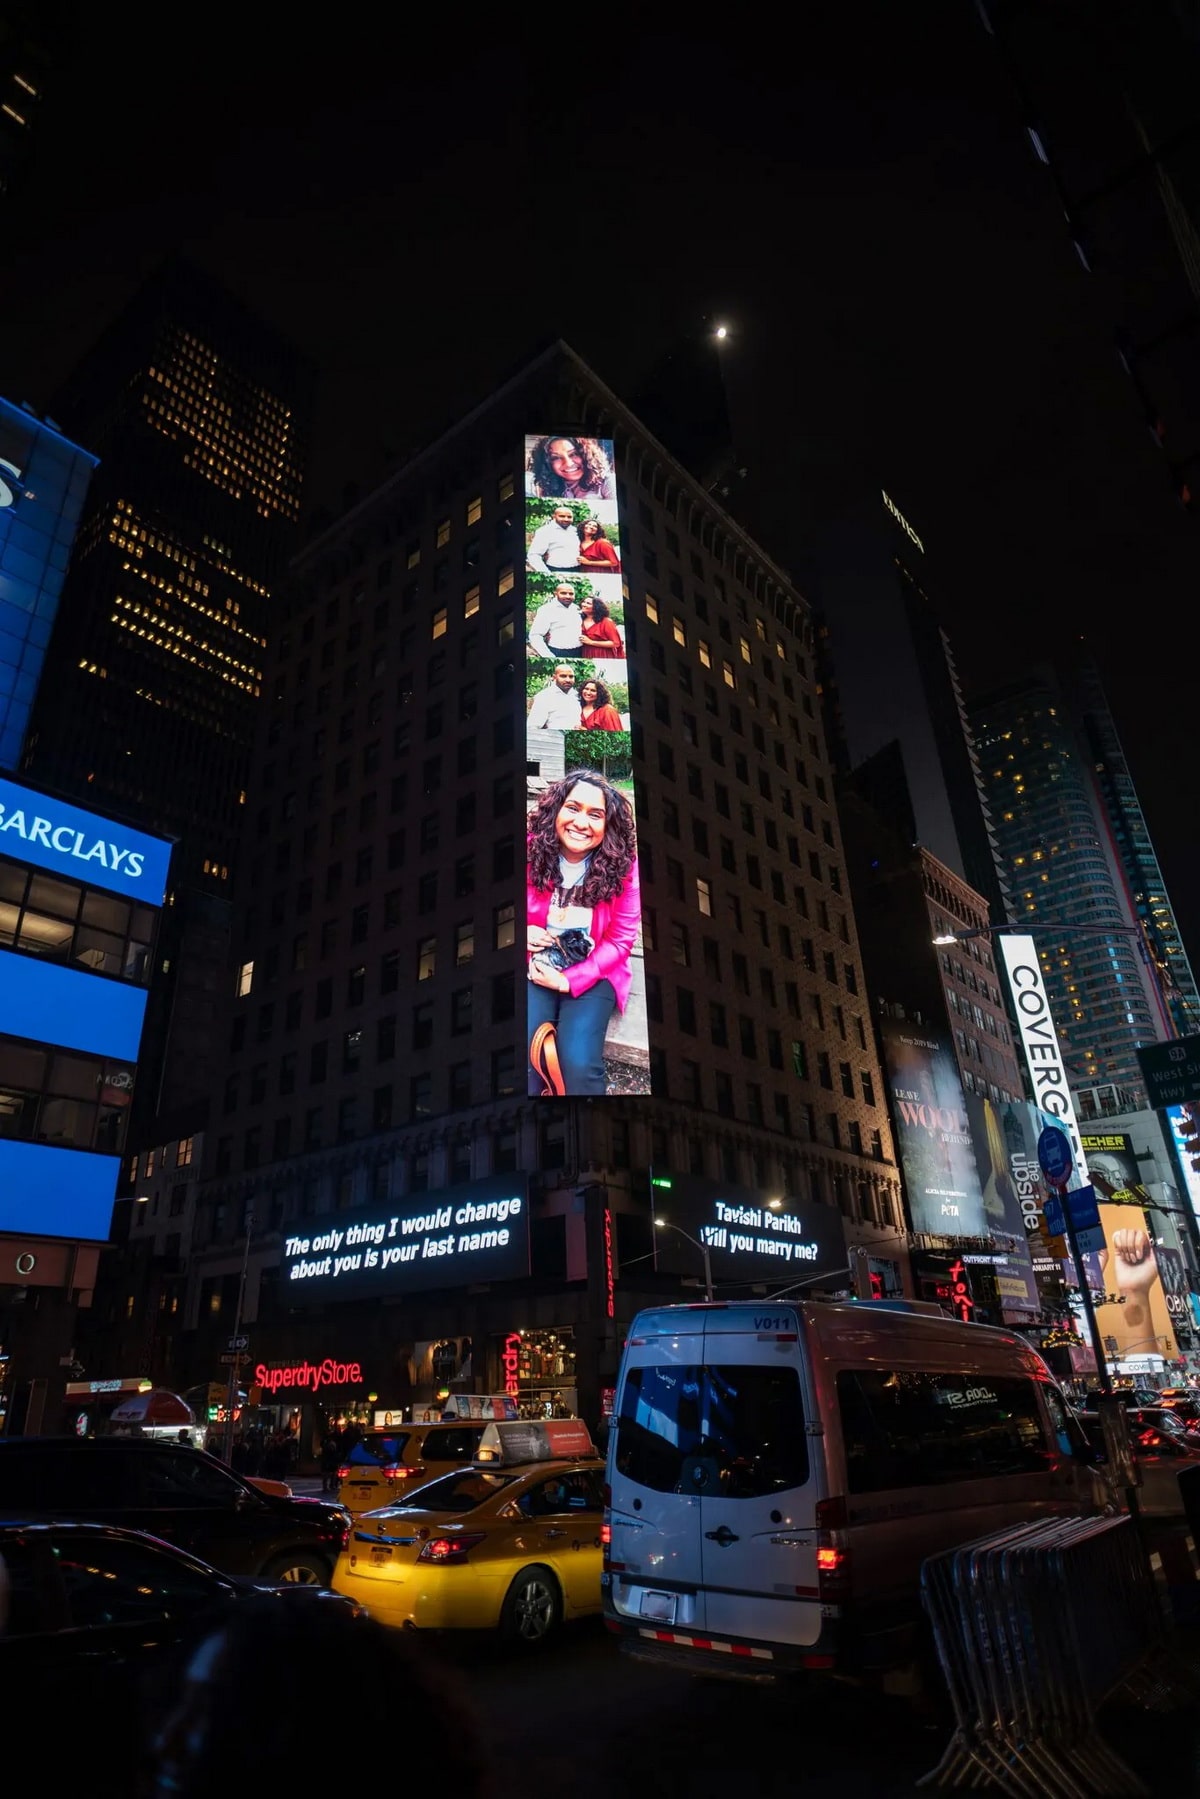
(603, 1207), (615, 1320)
(935, 1259), (974, 1325)
(502, 1333), (521, 1399)
(254, 1358), (363, 1395)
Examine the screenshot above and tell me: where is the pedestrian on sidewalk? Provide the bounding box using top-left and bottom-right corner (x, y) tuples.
(319, 1431), (341, 1494)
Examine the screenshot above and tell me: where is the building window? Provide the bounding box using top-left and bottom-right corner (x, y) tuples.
(696, 877), (712, 917)
(236, 960), (253, 997)
(417, 936), (436, 980)
(492, 1047), (516, 1097)
(432, 607), (447, 639)
(455, 920), (475, 966)
(176, 1136), (194, 1166)
(493, 902), (515, 950)
(410, 1075), (432, 1119)
(450, 988), (473, 1034)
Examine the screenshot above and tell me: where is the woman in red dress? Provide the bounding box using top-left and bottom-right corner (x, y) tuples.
(578, 519), (621, 572)
(579, 594), (623, 659)
(579, 678), (623, 732)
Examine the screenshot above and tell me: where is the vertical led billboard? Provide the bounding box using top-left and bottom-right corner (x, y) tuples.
(879, 1016), (987, 1237)
(0, 397), (99, 769)
(523, 434), (648, 1098)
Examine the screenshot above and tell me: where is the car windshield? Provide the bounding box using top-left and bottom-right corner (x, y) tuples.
(387, 1470), (514, 1513)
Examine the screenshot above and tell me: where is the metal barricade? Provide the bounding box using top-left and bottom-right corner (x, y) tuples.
(919, 1514), (1191, 1796)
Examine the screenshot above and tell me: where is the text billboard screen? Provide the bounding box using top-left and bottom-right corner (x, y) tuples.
(652, 1173), (848, 1287)
(524, 434), (649, 1098)
(879, 1017), (987, 1237)
(280, 1174), (531, 1305)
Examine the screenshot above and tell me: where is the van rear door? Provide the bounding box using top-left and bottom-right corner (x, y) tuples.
(608, 1311), (708, 1632)
(696, 1307), (824, 1649)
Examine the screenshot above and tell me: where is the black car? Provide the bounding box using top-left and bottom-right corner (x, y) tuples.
(0, 1438), (349, 1584)
(0, 1518), (355, 1794)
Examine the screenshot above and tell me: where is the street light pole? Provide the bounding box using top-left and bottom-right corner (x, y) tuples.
(654, 1219), (714, 1301)
(221, 1208), (254, 1464)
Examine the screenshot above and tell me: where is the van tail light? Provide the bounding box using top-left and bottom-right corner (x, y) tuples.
(600, 1523), (612, 1545)
(814, 1495), (850, 1602)
(418, 1533), (487, 1564)
(337, 1465), (352, 1481)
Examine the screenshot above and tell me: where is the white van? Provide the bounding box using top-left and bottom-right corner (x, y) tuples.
(603, 1299), (1094, 1678)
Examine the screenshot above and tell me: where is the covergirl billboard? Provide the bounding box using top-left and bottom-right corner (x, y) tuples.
(524, 434), (649, 1099)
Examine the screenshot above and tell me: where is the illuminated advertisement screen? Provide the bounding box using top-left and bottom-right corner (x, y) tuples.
(0, 772), (172, 907)
(650, 1173), (848, 1287)
(1079, 1202), (1180, 1367)
(879, 1016), (987, 1237)
(524, 434), (649, 1098)
(279, 1174), (531, 1305)
(0, 398), (99, 770)
(963, 1094), (1040, 1317)
(1166, 1103), (1200, 1226)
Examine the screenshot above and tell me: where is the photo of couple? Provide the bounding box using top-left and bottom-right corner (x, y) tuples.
(525, 574), (624, 660)
(527, 501), (622, 576)
(524, 431), (648, 1102)
(526, 662), (629, 734)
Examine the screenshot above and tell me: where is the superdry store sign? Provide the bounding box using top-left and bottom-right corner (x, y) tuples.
(254, 1358), (364, 1395)
(280, 1174), (532, 1305)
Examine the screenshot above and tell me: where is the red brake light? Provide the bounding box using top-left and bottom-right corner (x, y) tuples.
(337, 1465), (352, 1481)
(417, 1532), (486, 1564)
(816, 1546), (842, 1573)
(600, 1522), (612, 1546)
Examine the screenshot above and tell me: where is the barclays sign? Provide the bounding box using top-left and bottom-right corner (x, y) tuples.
(0, 774), (172, 907)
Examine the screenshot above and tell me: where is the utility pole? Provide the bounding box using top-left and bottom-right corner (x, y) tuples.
(221, 1209), (254, 1463)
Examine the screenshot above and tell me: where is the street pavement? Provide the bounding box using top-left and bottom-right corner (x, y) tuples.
(433, 1618), (1200, 1798)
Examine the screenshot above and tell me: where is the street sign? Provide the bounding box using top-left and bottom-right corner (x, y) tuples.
(1075, 1223), (1107, 1256)
(1043, 1185), (1100, 1240)
(1037, 1126), (1074, 1189)
(218, 1352), (248, 1367)
(225, 1335), (250, 1353)
(1137, 1034), (1200, 1109)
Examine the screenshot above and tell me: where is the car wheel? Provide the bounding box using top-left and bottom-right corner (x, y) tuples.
(501, 1565), (561, 1645)
(261, 1550), (331, 1587)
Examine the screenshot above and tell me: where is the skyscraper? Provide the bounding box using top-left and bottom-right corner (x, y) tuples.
(22, 258), (312, 1130)
(114, 343), (906, 1423)
(970, 663), (1177, 1106)
(816, 489), (1010, 925)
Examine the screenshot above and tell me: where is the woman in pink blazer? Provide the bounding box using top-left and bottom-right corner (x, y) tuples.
(527, 769), (641, 1095)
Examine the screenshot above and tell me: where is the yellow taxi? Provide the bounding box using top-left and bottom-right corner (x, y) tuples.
(332, 1419), (604, 1643)
(337, 1420), (490, 1516)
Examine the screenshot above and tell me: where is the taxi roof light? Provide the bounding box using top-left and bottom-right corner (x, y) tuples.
(472, 1418), (596, 1469)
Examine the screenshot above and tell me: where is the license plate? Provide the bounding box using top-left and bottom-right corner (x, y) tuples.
(370, 1546), (392, 1565)
(351, 1481), (375, 1491)
(639, 1590), (676, 1623)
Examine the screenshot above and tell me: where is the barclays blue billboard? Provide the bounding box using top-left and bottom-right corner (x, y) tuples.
(0, 397), (98, 770)
(0, 1139), (121, 1242)
(0, 772), (172, 906)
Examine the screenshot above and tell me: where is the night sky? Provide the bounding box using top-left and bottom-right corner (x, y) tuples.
(3, 6), (1196, 958)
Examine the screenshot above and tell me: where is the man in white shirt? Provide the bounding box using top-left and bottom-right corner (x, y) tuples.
(527, 665), (583, 732)
(528, 583), (584, 658)
(527, 506), (581, 574)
